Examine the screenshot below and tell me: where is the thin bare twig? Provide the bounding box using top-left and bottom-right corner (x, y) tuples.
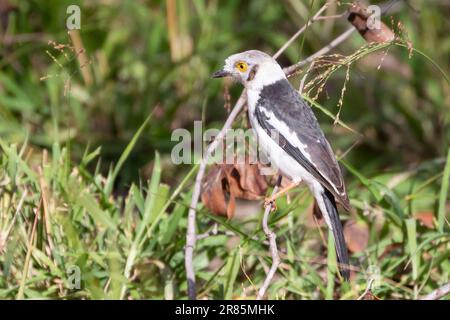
(357, 278), (375, 300)
(273, 2), (329, 59)
(421, 282), (450, 300)
(196, 223), (219, 240)
(185, 3), (351, 300)
(185, 93), (246, 299)
(284, 26), (356, 75)
(315, 13), (347, 20)
(68, 30), (92, 86)
(256, 176), (282, 300)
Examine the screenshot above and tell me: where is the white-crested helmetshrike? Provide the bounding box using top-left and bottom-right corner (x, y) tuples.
(213, 50), (351, 280)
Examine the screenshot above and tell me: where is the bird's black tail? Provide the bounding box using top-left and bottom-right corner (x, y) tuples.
(322, 189), (350, 280)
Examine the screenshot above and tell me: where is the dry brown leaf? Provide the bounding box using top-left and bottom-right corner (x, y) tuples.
(414, 211), (434, 229)
(201, 165), (231, 218)
(201, 159), (268, 219)
(348, 2), (395, 43)
(343, 218), (369, 253)
(226, 161), (268, 199)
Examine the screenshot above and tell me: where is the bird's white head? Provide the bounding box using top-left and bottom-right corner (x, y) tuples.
(212, 50), (286, 91)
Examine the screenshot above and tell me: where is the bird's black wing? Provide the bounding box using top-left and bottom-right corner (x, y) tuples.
(254, 79), (350, 210)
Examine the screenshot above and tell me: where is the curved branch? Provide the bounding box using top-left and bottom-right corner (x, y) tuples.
(421, 282), (450, 300)
(256, 177), (282, 300)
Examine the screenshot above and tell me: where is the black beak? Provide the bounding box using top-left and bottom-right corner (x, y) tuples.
(211, 69), (231, 78)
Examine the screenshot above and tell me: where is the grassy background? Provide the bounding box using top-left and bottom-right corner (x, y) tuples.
(0, 0), (449, 299)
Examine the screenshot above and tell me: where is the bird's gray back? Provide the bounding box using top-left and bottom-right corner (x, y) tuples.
(255, 79), (350, 210)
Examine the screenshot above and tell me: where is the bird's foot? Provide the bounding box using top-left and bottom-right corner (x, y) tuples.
(263, 180), (301, 212)
(263, 198), (277, 212)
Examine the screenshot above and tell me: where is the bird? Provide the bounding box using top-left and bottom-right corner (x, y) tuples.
(212, 50), (351, 280)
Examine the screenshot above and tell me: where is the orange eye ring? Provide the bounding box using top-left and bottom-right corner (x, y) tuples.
(235, 61), (248, 72)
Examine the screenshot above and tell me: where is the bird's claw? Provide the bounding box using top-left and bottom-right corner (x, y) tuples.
(263, 198), (277, 212)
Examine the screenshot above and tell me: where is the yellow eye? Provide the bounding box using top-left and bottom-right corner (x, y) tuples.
(235, 61), (248, 72)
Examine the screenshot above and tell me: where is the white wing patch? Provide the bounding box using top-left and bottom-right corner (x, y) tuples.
(259, 107), (312, 162)
(259, 106), (344, 198)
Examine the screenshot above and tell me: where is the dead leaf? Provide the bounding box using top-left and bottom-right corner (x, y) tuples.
(201, 165), (231, 218)
(343, 218), (369, 253)
(223, 163), (267, 200)
(414, 211), (434, 229)
(348, 2), (395, 43)
(201, 159), (268, 219)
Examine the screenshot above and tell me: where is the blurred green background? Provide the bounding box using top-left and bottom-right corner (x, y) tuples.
(0, 0), (449, 299)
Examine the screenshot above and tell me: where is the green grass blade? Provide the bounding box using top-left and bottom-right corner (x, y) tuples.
(406, 218), (419, 282)
(223, 248), (240, 300)
(139, 151), (161, 238)
(76, 192), (117, 231)
(0, 139), (38, 185)
(121, 152), (160, 298)
(438, 148), (450, 232)
(104, 112), (153, 197)
(160, 199), (186, 245)
(149, 184), (170, 225)
(341, 159), (382, 201)
(147, 163), (198, 236)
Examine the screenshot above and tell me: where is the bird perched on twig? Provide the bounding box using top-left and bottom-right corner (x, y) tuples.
(212, 50), (350, 280)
